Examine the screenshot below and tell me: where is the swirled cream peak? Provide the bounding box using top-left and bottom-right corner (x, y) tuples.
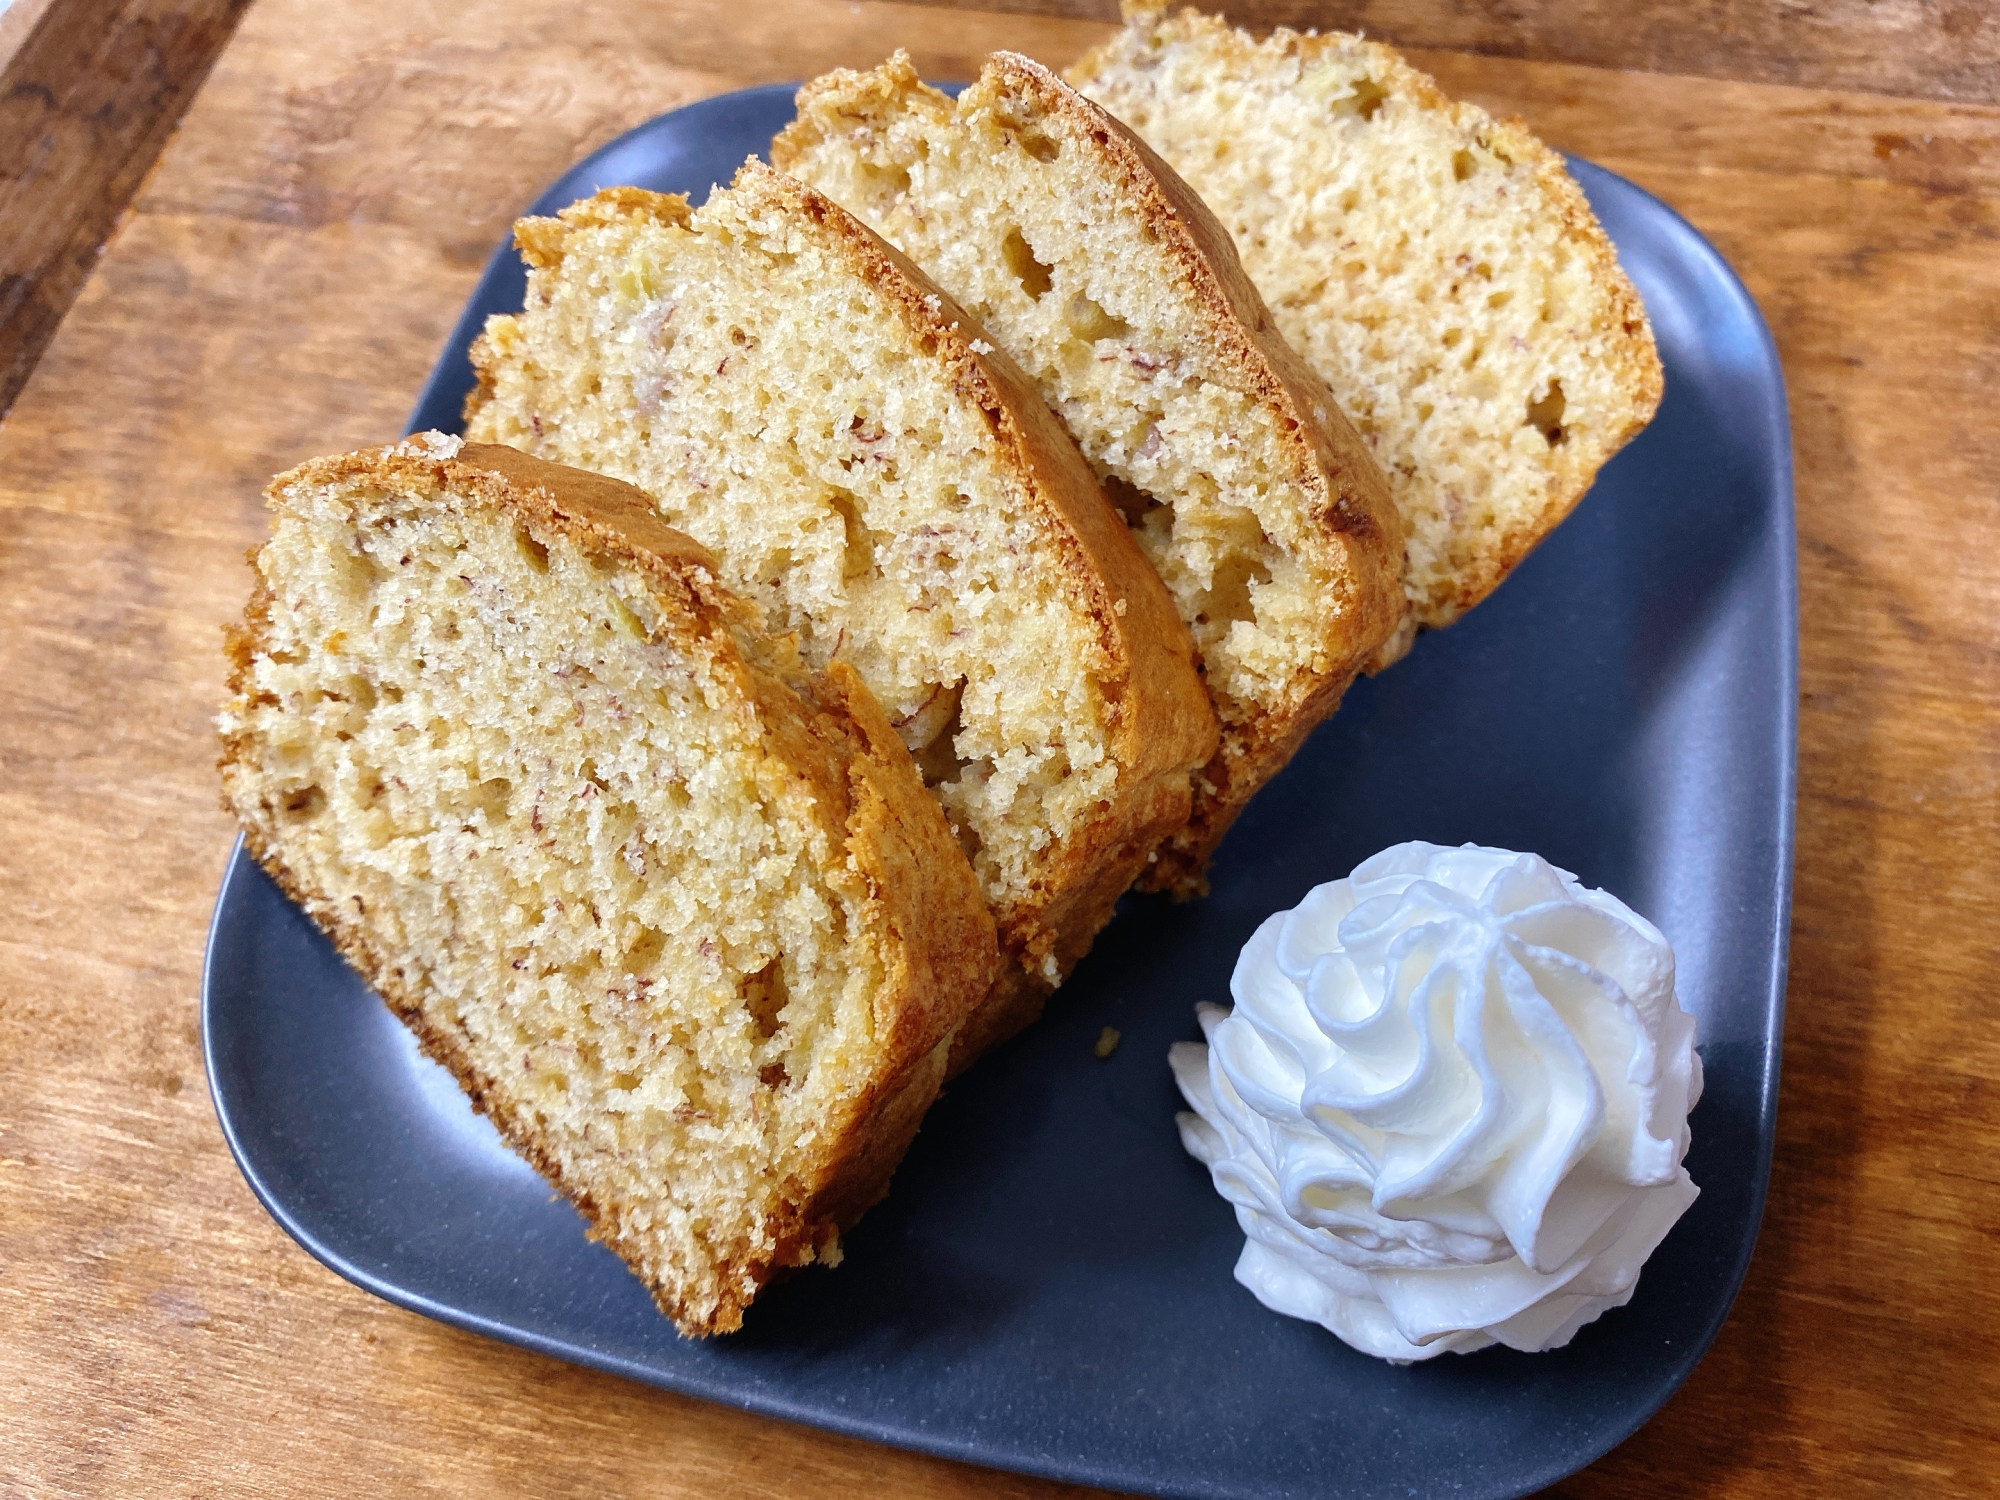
(1172, 841), (1701, 1362)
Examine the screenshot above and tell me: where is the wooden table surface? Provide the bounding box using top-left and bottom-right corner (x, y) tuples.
(3, 2), (1996, 1494)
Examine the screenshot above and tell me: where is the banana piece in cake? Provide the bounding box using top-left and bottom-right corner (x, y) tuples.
(465, 163), (1217, 1061)
(1071, 2), (1664, 629)
(774, 51), (1407, 894)
(218, 435), (998, 1335)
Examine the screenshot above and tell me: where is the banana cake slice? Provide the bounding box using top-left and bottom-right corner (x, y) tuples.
(774, 51), (1408, 893)
(466, 164), (1217, 1062)
(218, 435), (998, 1335)
(1071, 2), (1664, 629)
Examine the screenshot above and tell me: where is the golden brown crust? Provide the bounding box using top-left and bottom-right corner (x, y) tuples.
(727, 161), (1217, 791)
(775, 55), (1406, 896)
(454, 441), (721, 574)
(273, 440), (741, 633)
(220, 440), (997, 1335)
(1068, 5), (1664, 630)
(470, 171), (1219, 1064)
(985, 52), (1404, 614)
(977, 53), (1407, 891)
(725, 164), (1218, 1032)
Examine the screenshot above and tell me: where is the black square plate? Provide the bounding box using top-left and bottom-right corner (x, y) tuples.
(204, 84), (1794, 1500)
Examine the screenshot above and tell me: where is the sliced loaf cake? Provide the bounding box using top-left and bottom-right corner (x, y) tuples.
(774, 51), (1407, 893)
(465, 165), (1217, 1059)
(1072, 3), (1663, 629)
(218, 435), (997, 1334)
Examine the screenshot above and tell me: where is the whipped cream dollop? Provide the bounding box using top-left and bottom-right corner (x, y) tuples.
(1173, 842), (1702, 1362)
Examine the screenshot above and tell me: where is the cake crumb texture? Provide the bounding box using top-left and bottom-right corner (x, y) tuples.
(1071, 3), (1663, 628)
(775, 51), (1405, 890)
(466, 164), (1215, 1043)
(218, 440), (996, 1335)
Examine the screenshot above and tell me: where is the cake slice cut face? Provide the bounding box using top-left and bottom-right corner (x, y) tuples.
(774, 52), (1407, 892)
(218, 436), (997, 1335)
(1070, 3), (1664, 629)
(466, 165), (1216, 1056)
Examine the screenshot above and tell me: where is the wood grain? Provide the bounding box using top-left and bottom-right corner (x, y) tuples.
(915, 0), (2000, 107)
(4, 0), (1990, 417)
(0, 0), (62, 70)
(0, 0), (252, 418)
(2, 1), (1998, 1496)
